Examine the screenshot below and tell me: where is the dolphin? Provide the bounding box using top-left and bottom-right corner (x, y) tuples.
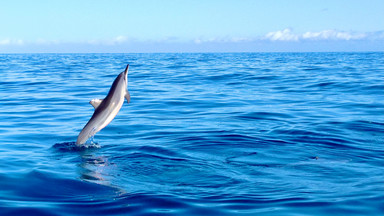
(76, 64), (131, 145)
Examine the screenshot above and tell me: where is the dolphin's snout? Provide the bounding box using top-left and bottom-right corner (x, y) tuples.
(124, 64), (129, 75)
(124, 64), (129, 81)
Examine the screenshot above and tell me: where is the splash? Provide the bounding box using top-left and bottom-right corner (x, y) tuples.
(52, 138), (100, 152)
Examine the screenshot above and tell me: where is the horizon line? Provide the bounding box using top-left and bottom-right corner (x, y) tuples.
(1, 50), (384, 54)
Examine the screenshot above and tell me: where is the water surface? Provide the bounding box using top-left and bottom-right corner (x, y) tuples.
(0, 53), (383, 215)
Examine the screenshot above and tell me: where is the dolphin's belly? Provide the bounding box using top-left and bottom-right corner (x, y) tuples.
(94, 99), (124, 133)
(76, 97), (124, 144)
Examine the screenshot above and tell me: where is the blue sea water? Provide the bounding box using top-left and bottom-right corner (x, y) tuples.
(0, 52), (383, 215)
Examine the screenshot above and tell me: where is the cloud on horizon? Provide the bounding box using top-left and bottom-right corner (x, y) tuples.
(1, 29), (384, 53)
(0, 39), (24, 46)
(264, 29), (374, 41)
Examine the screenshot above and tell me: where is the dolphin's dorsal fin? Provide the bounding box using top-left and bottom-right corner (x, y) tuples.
(90, 99), (103, 109)
(125, 90), (131, 103)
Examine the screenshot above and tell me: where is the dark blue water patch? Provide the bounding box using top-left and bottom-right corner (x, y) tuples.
(129, 145), (189, 159)
(234, 111), (294, 121)
(0, 170), (120, 216)
(1, 170), (116, 200)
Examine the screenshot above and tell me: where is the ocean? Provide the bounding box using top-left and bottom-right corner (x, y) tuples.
(0, 52), (383, 215)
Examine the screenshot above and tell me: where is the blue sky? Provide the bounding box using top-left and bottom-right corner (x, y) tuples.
(1, 0), (383, 52)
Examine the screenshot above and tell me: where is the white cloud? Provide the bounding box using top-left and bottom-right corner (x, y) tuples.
(302, 30), (366, 40)
(87, 35), (130, 45)
(194, 38), (203, 44)
(0, 39), (11, 45)
(264, 28), (299, 41)
(113, 35), (127, 43)
(1, 30), (384, 53)
(193, 36), (252, 44)
(193, 37), (225, 44)
(0, 39), (23, 45)
(195, 30), (384, 43)
(35, 39), (61, 45)
(193, 29), (383, 44)
(264, 29), (372, 41)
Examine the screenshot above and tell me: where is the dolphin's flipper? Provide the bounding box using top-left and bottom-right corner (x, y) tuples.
(90, 99), (103, 109)
(125, 91), (131, 103)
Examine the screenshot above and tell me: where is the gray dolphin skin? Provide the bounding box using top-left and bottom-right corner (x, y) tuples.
(76, 64), (131, 145)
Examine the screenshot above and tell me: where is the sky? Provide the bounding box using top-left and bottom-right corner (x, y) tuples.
(1, 0), (384, 53)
